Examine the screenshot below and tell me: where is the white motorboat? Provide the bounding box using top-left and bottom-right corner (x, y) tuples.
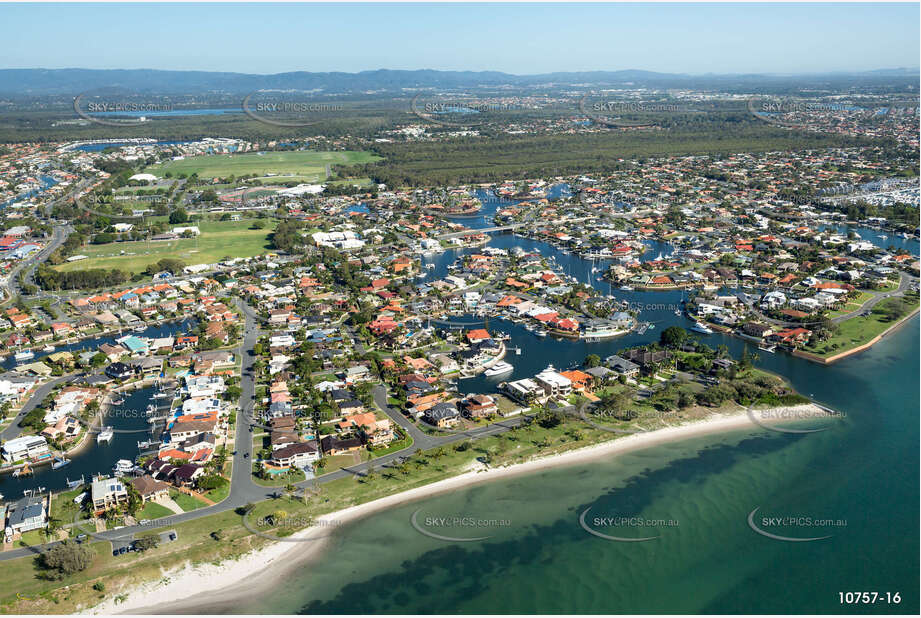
(97, 426), (114, 443)
(691, 321), (713, 335)
(42, 345), (55, 353)
(113, 459), (135, 474)
(484, 361), (514, 377)
(14, 350), (34, 362)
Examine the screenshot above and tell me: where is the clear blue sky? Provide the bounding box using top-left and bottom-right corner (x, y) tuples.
(1, 3), (917, 74)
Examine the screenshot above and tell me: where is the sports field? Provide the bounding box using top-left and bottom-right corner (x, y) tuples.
(54, 219), (277, 274)
(144, 150), (381, 181)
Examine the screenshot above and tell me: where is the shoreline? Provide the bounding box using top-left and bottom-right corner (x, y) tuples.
(794, 307), (919, 365)
(88, 403), (832, 615)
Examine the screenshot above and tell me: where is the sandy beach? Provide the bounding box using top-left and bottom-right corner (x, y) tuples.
(86, 403), (830, 615)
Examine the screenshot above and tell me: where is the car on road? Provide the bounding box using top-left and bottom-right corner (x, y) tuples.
(139, 519), (151, 525)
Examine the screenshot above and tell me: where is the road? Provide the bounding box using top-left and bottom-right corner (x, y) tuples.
(0, 375), (77, 442)
(829, 272), (916, 323)
(0, 224), (70, 306)
(0, 300), (540, 562)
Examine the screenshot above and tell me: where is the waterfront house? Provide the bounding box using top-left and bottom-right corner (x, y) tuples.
(130, 475), (171, 503)
(461, 394), (498, 418)
(1, 435), (50, 463)
(91, 477), (128, 512)
(5, 495), (46, 538)
(320, 435), (363, 455)
(271, 441), (320, 469)
(424, 402), (461, 428)
(105, 362), (133, 380)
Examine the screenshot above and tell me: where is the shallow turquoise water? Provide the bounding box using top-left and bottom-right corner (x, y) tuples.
(215, 317), (919, 615)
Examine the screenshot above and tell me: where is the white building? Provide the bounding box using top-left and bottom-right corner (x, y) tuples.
(534, 366), (572, 398)
(1, 435), (50, 463)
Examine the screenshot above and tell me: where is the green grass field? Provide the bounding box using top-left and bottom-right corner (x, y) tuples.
(804, 295), (919, 357)
(144, 150), (381, 181)
(54, 219), (276, 274)
(137, 502), (174, 520)
(170, 491), (208, 512)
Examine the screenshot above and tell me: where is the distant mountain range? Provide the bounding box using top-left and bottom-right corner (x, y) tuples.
(0, 67), (917, 96)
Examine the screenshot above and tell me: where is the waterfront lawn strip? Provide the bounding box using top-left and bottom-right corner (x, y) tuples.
(803, 295), (919, 357)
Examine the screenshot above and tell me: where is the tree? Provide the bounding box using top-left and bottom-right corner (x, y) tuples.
(169, 208), (189, 224)
(660, 326), (688, 348)
(134, 534), (159, 551)
(40, 541), (95, 577)
(536, 408), (562, 429)
(272, 510), (288, 525)
(583, 354), (601, 368)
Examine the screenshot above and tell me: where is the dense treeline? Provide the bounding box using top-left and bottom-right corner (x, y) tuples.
(35, 264), (130, 290)
(337, 123), (873, 187)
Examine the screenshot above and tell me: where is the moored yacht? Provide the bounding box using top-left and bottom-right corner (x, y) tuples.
(484, 361), (514, 377)
(691, 320), (713, 334)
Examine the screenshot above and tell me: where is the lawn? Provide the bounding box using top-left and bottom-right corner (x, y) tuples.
(169, 491), (208, 512)
(202, 481), (231, 504)
(803, 295), (919, 357)
(0, 406), (741, 614)
(137, 501), (174, 520)
(144, 151), (381, 181)
(53, 218), (276, 275)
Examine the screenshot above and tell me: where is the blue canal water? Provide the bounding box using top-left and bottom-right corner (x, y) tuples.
(0, 318), (196, 496)
(1, 174), (59, 209)
(226, 228), (918, 615)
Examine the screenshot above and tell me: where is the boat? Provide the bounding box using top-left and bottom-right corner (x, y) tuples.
(674, 309), (682, 316)
(65, 475), (85, 489)
(110, 395), (125, 405)
(42, 345), (55, 353)
(484, 361), (514, 377)
(758, 344), (777, 353)
(113, 459), (135, 474)
(14, 350), (34, 362)
(51, 456), (70, 469)
(151, 391), (171, 400)
(535, 330), (547, 338)
(426, 263), (436, 270)
(97, 426), (114, 443)
(133, 325), (146, 332)
(619, 285), (634, 291)
(691, 321), (714, 335)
